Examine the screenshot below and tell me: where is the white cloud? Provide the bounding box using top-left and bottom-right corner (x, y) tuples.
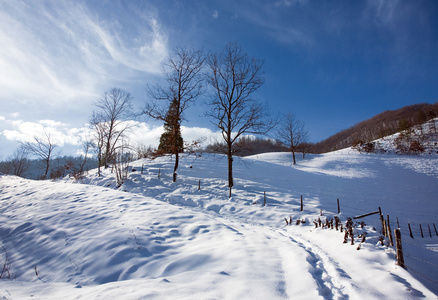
(212, 10), (219, 19)
(125, 123), (221, 149)
(1, 117), (220, 155)
(181, 126), (220, 145)
(1, 118), (88, 147)
(0, 1), (168, 114)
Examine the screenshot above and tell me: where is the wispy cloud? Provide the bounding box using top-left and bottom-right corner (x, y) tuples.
(366, 0), (400, 24)
(234, 2), (314, 46)
(274, 0), (308, 8)
(0, 1), (168, 118)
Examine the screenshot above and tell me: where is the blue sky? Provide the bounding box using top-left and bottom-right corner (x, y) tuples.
(1, 0), (437, 157)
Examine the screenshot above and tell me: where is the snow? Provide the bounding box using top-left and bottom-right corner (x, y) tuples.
(1, 148), (437, 298)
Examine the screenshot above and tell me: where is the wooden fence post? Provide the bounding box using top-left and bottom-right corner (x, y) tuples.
(396, 217), (400, 228)
(141, 164), (144, 174)
(383, 219), (388, 238)
(408, 223), (413, 238)
(379, 207), (386, 236)
(198, 180), (201, 191)
(300, 195), (303, 212)
(420, 224), (424, 238)
(387, 215), (393, 246)
(158, 168), (161, 179)
(434, 223), (438, 236)
(337, 198), (340, 214)
(428, 224), (432, 238)
(264, 191), (266, 206)
(394, 228), (405, 268)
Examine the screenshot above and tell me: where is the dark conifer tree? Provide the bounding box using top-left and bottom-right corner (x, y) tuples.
(158, 98), (184, 154)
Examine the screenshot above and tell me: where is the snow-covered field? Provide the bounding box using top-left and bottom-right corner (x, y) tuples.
(0, 148), (437, 299)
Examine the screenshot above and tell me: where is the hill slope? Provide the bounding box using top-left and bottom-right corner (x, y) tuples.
(0, 151), (437, 299)
(313, 102), (438, 153)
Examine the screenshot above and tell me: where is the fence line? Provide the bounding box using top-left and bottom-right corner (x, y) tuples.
(335, 204), (437, 288)
(385, 218), (437, 239)
(402, 238), (438, 253)
(403, 251), (438, 268)
(339, 203), (371, 213)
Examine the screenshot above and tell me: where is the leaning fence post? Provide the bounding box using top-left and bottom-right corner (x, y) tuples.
(337, 198), (340, 214)
(394, 228), (405, 268)
(396, 217), (400, 228)
(434, 223), (438, 236)
(383, 219), (388, 238)
(428, 224), (432, 238)
(300, 195), (303, 211)
(408, 223), (413, 238)
(379, 207), (385, 236)
(420, 224), (424, 238)
(387, 215), (393, 246)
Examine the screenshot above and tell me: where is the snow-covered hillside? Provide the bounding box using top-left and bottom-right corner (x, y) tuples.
(350, 117), (438, 156)
(0, 150), (437, 299)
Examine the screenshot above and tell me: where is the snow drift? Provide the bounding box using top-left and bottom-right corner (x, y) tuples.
(0, 148), (437, 299)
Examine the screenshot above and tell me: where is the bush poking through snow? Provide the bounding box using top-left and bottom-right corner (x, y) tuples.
(0, 246), (12, 279)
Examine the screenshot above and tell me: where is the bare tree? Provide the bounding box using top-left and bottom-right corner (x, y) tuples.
(143, 47), (205, 182)
(22, 130), (58, 179)
(0, 145), (30, 177)
(78, 136), (93, 177)
(206, 42), (272, 197)
(298, 142), (312, 159)
(93, 88), (134, 169)
(276, 113), (309, 165)
(90, 112), (107, 177)
(114, 139), (132, 187)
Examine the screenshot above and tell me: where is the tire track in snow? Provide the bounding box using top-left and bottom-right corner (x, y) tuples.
(270, 228), (351, 300)
(216, 218), (350, 300)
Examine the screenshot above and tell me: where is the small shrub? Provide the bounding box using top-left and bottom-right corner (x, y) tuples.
(0, 246), (12, 279)
(409, 140), (424, 153)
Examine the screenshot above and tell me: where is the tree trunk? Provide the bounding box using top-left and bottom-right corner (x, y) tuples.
(227, 148), (234, 198)
(173, 152), (179, 183)
(44, 159), (50, 179)
(292, 150), (296, 165)
(104, 120), (115, 169)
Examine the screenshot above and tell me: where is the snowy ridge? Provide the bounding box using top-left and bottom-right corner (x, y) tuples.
(0, 151), (437, 299)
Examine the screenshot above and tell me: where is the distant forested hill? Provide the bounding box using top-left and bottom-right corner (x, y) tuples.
(312, 102), (438, 153)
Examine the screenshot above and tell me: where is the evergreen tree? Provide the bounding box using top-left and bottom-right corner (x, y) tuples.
(158, 98), (184, 154)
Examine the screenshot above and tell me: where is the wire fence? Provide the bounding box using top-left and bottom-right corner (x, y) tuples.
(379, 213), (437, 289)
(330, 200), (438, 290)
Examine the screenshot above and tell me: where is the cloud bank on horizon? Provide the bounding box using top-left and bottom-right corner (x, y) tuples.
(1, 0), (437, 156)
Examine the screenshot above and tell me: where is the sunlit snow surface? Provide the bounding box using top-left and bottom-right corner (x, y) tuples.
(0, 150), (437, 299)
